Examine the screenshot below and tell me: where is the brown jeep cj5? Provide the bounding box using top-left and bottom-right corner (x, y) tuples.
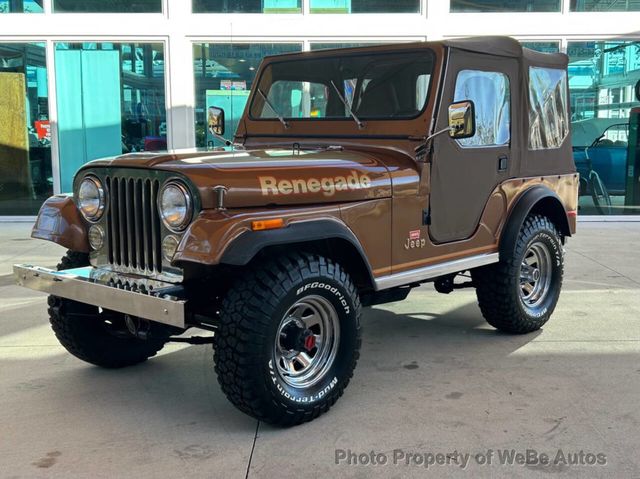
(15, 37), (578, 426)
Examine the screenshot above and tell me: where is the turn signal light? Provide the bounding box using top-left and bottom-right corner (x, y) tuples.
(252, 218), (285, 231)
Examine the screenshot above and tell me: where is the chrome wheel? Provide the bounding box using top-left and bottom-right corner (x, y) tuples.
(519, 241), (553, 308)
(274, 295), (340, 389)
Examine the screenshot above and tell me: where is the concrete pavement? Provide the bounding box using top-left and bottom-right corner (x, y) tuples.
(1, 222), (639, 478)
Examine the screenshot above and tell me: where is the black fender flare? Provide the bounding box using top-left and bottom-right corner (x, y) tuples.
(220, 219), (376, 285)
(499, 186), (571, 261)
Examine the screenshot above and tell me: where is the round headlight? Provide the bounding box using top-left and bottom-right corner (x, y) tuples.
(158, 182), (192, 231)
(78, 176), (105, 221)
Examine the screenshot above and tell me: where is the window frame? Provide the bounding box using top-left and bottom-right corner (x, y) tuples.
(248, 47), (436, 123)
(527, 65), (569, 150)
(453, 68), (512, 149)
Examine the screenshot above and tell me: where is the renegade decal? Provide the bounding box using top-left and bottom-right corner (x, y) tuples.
(259, 171), (371, 197)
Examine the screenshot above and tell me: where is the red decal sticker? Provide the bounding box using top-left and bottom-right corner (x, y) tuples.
(409, 230), (421, 240)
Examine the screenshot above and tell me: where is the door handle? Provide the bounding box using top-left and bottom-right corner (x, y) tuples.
(498, 155), (508, 172)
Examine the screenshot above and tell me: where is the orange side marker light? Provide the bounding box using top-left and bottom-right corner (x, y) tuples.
(252, 218), (285, 231)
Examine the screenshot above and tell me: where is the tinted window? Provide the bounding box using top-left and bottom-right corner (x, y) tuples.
(194, 0), (301, 13)
(528, 67), (569, 149)
(521, 41), (560, 53)
(571, 0), (640, 11)
(54, 42), (166, 192)
(450, 0), (559, 12)
(251, 51), (434, 120)
(193, 43), (302, 147)
(0, 0), (42, 12)
(0, 42), (51, 215)
(454, 70), (510, 147)
(310, 0), (419, 13)
(53, 0), (161, 12)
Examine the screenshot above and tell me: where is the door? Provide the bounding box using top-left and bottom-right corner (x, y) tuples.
(429, 52), (518, 243)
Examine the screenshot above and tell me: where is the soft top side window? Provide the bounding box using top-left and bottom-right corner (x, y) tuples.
(453, 69), (510, 148)
(528, 67), (569, 150)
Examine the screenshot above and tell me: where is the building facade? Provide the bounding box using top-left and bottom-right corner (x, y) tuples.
(1, 0), (640, 218)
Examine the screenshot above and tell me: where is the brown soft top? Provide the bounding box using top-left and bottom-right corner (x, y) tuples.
(441, 36), (568, 68)
(262, 36), (568, 68)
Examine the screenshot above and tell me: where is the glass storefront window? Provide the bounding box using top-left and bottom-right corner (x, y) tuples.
(53, 0), (161, 13)
(310, 0), (419, 13)
(0, 43), (51, 215)
(310, 43), (382, 51)
(568, 41), (640, 215)
(193, 0), (302, 13)
(54, 42), (166, 192)
(0, 0), (42, 13)
(450, 0), (560, 12)
(521, 41), (560, 53)
(193, 43), (302, 147)
(571, 0), (640, 11)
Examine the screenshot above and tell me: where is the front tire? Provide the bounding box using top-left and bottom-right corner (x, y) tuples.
(473, 215), (564, 334)
(48, 251), (170, 368)
(214, 252), (361, 426)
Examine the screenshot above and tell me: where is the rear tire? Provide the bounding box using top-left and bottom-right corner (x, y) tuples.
(472, 215), (564, 334)
(49, 251), (170, 368)
(214, 252), (361, 426)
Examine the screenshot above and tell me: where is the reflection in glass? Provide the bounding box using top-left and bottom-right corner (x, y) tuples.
(571, 0), (640, 11)
(0, 0), (42, 12)
(450, 0), (559, 12)
(0, 43), (51, 215)
(568, 41), (640, 215)
(53, 0), (161, 12)
(250, 51), (434, 120)
(54, 43), (166, 192)
(309, 0), (419, 13)
(521, 41), (560, 53)
(454, 70), (510, 147)
(193, 0), (301, 13)
(528, 67), (569, 149)
(310, 43), (382, 51)
(193, 43), (302, 148)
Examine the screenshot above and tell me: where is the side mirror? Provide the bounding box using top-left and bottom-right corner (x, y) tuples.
(208, 106), (225, 137)
(448, 100), (475, 139)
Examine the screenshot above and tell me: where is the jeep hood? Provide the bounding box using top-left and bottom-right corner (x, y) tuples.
(84, 148), (393, 208)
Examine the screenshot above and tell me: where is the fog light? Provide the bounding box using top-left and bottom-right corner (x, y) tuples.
(162, 235), (179, 262)
(88, 224), (105, 250)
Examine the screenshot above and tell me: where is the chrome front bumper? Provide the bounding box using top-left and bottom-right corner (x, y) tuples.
(13, 264), (186, 328)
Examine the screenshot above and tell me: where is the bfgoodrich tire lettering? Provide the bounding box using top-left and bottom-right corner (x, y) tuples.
(472, 215), (564, 334)
(214, 252), (361, 426)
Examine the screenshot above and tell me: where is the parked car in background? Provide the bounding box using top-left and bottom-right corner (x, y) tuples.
(572, 121), (629, 214)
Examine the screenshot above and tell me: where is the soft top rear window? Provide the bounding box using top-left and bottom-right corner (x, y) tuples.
(249, 49), (435, 121)
(528, 66), (569, 150)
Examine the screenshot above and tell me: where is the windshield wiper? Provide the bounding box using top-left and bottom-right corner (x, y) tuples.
(330, 80), (364, 129)
(257, 88), (289, 129)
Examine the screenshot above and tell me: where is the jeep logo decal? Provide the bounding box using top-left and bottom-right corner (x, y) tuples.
(259, 171), (371, 197)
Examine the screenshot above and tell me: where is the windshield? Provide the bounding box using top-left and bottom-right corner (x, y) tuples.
(249, 50), (435, 121)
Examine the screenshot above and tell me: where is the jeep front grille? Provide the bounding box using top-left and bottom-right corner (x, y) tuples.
(105, 175), (163, 274)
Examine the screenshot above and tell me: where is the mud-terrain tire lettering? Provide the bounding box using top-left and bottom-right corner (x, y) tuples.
(472, 215), (564, 334)
(214, 252), (361, 427)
